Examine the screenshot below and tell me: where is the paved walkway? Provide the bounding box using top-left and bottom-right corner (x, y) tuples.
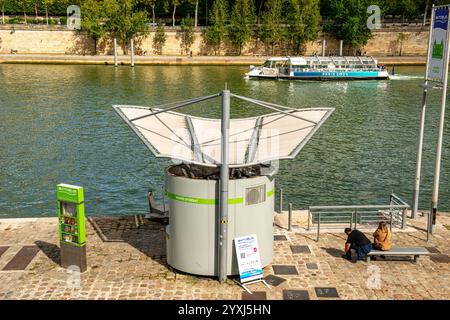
(0, 212), (448, 300)
(0, 54), (427, 66)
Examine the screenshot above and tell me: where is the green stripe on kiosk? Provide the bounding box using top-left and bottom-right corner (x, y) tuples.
(57, 183), (87, 272)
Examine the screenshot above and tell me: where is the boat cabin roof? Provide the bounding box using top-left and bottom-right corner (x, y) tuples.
(288, 56), (378, 66)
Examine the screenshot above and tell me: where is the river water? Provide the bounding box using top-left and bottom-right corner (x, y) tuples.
(0, 64), (449, 218)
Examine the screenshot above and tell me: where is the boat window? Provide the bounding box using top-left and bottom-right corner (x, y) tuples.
(263, 60), (273, 68)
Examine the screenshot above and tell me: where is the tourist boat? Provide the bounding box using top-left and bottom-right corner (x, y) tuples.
(246, 56), (390, 81)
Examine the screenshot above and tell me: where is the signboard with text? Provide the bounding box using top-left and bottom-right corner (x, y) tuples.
(427, 6), (450, 83)
(234, 234), (264, 283)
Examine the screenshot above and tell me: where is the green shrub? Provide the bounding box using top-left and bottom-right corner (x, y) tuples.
(59, 16), (67, 25)
(8, 16), (23, 24)
(48, 18), (57, 25)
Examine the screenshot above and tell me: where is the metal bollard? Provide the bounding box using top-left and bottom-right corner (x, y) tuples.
(279, 188), (283, 213)
(130, 38), (135, 67)
(113, 38), (118, 67)
(288, 203), (292, 231)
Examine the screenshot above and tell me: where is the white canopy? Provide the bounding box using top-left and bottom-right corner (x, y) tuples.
(114, 103), (334, 168)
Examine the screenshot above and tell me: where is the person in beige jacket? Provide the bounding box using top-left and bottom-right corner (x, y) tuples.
(373, 221), (391, 251)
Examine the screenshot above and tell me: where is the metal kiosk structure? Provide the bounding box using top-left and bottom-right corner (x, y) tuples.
(57, 183), (87, 272)
(114, 91), (334, 283)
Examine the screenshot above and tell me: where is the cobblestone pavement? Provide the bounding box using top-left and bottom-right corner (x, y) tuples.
(0, 212), (448, 300)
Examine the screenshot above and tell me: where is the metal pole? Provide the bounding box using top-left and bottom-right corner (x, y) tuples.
(413, 9), (434, 219)
(412, 84), (428, 218)
(113, 38), (118, 67)
(430, 5), (450, 234)
(339, 40), (343, 56)
(130, 38), (135, 67)
(279, 188), (283, 213)
(218, 89), (230, 283)
(307, 209), (310, 231)
(288, 203), (292, 231)
(317, 212), (320, 242)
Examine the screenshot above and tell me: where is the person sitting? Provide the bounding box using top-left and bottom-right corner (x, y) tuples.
(373, 221), (391, 254)
(342, 228), (372, 262)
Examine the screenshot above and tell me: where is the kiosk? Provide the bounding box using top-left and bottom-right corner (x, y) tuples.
(57, 183), (87, 272)
(114, 91), (333, 281)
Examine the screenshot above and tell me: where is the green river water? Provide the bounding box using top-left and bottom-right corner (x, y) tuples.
(0, 64), (449, 218)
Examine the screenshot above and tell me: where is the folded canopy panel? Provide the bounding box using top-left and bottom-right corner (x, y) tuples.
(113, 105), (334, 168)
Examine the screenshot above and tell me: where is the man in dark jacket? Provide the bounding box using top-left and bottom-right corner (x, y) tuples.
(343, 228), (372, 262)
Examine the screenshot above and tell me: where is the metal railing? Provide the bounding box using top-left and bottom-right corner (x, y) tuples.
(308, 193), (409, 241)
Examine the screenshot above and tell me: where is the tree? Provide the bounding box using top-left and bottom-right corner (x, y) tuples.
(17, 0), (31, 24)
(205, 0), (228, 55)
(104, 0), (150, 54)
(228, 0), (255, 55)
(178, 15), (195, 54)
(81, 0), (106, 54)
(42, 0), (55, 25)
(153, 22), (166, 54)
(260, 0), (284, 55)
(164, 0), (181, 27)
(140, 0), (158, 24)
(287, 0), (321, 54)
(0, 0), (7, 24)
(326, 0), (372, 52)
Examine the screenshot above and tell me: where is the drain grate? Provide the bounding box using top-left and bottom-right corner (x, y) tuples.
(242, 291), (267, 300)
(264, 275), (286, 287)
(315, 287), (339, 298)
(0, 246), (9, 259)
(283, 290), (310, 300)
(306, 263), (319, 270)
(274, 235), (287, 241)
(290, 245), (311, 254)
(272, 265), (298, 275)
(3, 246), (40, 271)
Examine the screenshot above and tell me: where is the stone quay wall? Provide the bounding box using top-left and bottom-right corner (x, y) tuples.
(0, 25), (429, 57)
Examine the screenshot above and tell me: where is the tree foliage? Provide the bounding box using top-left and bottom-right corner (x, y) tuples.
(80, 0), (106, 54)
(326, 0), (372, 49)
(153, 22), (166, 54)
(260, 0), (284, 55)
(287, 0), (321, 54)
(204, 0), (228, 54)
(178, 14), (195, 54)
(104, 0), (149, 54)
(228, 0), (255, 55)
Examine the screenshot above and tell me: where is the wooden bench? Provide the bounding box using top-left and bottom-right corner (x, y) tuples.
(366, 247), (430, 262)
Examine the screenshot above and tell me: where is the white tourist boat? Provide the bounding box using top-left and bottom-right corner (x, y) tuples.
(246, 56), (390, 81)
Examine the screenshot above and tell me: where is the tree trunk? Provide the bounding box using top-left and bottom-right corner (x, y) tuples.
(2, 4), (4, 24)
(172, 5), (177, 27)
(24, 11), (27, 24)
(45, 5), (48, 25)
(94, 38), (97, 55)
(423, 0), (429, 26)
(151, 5), (155, 24)
(257, 0), (264, 25)
(194, 0), (198, 27)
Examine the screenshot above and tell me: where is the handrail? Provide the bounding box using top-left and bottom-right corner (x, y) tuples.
(308, 193), (409, 241)
(310, 204), (408, 210)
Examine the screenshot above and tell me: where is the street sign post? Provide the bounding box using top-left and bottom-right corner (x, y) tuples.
(413, 4), (450, 236)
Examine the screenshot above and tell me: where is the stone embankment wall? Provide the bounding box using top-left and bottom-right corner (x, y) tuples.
(0, 25), (429, 56)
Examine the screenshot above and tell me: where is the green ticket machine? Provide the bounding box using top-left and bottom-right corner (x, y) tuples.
(57, 183), (87, 272)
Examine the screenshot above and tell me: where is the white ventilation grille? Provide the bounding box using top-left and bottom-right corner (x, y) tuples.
(245, 185), (266, 205)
